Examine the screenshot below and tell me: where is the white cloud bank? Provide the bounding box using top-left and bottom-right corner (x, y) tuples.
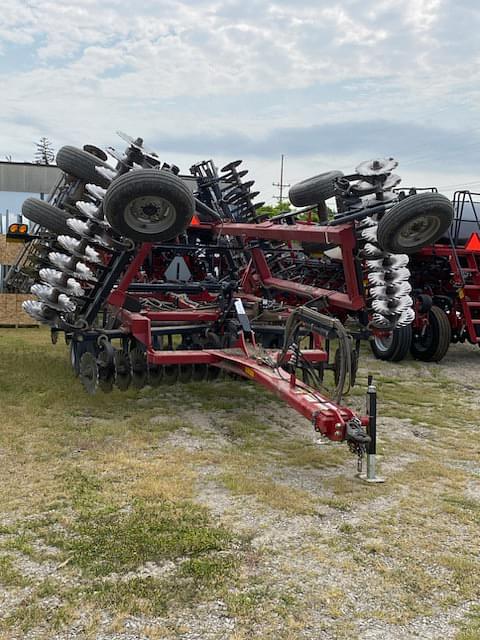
(1, 0), (480, 199)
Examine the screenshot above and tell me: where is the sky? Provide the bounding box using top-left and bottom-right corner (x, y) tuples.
(1, 0), (480, 204)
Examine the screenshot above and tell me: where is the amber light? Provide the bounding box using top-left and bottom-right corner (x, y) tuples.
(8, 223), (28, 234)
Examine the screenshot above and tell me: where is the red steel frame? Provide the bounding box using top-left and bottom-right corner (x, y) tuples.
(212, 220), (365, 311)
(414, 243), (480, 345)
(104, 229), (369, 442)
(115, 306), (366, 441)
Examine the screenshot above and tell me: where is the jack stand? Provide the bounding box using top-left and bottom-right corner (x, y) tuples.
(358, 375), (385, 484)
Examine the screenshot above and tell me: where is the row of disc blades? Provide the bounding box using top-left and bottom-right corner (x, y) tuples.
(22, 152), (124, 326)
(77, 341), (223, 394)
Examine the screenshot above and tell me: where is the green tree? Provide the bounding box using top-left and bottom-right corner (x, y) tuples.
(256, 202), (292, 218)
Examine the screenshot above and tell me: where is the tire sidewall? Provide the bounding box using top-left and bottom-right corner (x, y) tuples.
(377, 194), (453, 254)
(410, 306), (451, 361)
(104, 171), (194, 242)
(370, 325), (412, 361)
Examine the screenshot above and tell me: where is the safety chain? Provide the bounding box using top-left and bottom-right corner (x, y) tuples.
(346, 416), (370, 473)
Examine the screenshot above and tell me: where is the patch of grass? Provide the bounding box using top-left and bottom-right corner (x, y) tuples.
(438, 555), (480, 597)
(89, 576), (172, 617)
(90, 555), (239, 617)
(456, 606), (480, 640)
(1, 582), (76, 633)
(319, 496), (352, 512)
(0, 555), (32, 587)
(225, 584), (275, 619)
(221, 469), (317, 515)
(0, 524), (15, 535)
(442, 495), (480, 524)
(43, 498), (236, 577)
(267, 436), (346, 469)
(224, 580), (303, 636)
(0, 531), (37, 557)
(222, 412), (272, 442)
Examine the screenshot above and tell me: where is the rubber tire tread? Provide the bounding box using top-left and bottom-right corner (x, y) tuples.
(370, 324), (412, 361)
(289, 170), (343, 207)
(377, 193), (453, 254)
(410, 305), (451, 362)
(56, 145), (111, 188)
(103, 169), (195, 242)
(22, 197), (72, 236)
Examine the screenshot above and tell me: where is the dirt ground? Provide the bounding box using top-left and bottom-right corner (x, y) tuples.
(0, 329), (478, 639)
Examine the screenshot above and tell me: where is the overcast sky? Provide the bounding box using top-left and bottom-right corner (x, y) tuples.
(1, 0), (480, 202)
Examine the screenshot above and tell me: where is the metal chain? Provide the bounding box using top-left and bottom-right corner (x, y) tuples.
(346, 416), (369, 473)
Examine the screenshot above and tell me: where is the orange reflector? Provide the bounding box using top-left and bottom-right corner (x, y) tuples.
(465, 232), (480, 252)
(19, 224), (28, 233)
(8, 223), (19, 233)
(190, 214), (200, 226)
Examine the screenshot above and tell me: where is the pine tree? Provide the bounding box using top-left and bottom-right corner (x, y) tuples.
(35, 137), (55, 165)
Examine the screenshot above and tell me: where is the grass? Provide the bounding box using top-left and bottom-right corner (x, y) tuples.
(0, 328), (479, 638)
(456, 607), (480, 640)
(0, 555), (33, 588)
(47, 496), (237, 577)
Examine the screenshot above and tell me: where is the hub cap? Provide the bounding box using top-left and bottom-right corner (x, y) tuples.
(124, 196), (176, 234)
(398, 215), (441, 248)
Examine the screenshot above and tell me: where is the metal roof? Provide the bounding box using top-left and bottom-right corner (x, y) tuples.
(0, 162), (61, 194)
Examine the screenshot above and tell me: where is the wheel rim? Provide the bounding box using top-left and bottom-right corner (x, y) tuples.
(373, 333), (393, 352)
(124, 196), (176, 234)
(398, 215), (441, 248)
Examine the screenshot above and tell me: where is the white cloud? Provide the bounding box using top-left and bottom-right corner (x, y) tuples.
(0, 0), (478, 200)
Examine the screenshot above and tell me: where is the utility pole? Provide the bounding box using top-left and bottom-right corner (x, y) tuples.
(272, 154), (290, 205)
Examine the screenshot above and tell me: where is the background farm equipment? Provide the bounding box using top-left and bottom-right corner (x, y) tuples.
(401, 188), (480, 360)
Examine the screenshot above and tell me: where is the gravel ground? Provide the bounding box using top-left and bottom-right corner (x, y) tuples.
(0, 333), (479, 640)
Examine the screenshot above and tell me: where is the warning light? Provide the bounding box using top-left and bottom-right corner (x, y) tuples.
(8, 223), (28, 235)
(6, 222), (29, 243)
(465, 232), (480, 252)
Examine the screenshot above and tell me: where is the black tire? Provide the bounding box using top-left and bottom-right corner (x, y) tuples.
(22, 197), (72, 235)
(410, 305), (451, 362)
(56, 145), (112, 188)
(289, 170), (343, 207)
(377, 193), (453, 254)
(416, 293), (433, 314)
(83, 144), (108, 162)
(103, 169), (194, 242)
(370, 325), (412, 361)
